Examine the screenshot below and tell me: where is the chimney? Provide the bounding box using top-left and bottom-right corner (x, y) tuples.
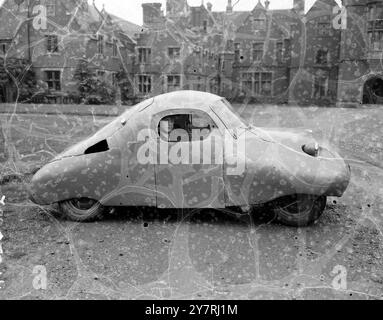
(293, 0), (305, 16)
(82, 0), (89, 12)
(226, 0), (233, 13)
(207, 2), (212, 12)
(142, 3), (163, 25)
(265, 0), (270, 10)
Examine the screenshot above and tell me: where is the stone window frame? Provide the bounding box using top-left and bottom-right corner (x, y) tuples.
(203, 20), (208, 32)
(368, 29), (383, 50)
(45, 34), (59, 54)
(97, 34), (104, 56)
(43, 69), (61, 91)
(166, 74), (182, 92)
(368, 3), (383, 21)
(240, 71), (273, 96)
(0, 39), (11, 56)
(167, 47), (181, 60)
(137, 47), (152, 64)
(234, 42), (241, 63)
(112, 38), (118, 57)
(44, 0), (56, 17)
(208, 77), (218, 94)
(252, 42), (264, 62)
(315, 48), (330, 65)
(96, 70), (106, 79)
(312, 73), (329, 99)
(137, 74), (152, 94)
(367, 3), (383, 51)
(111, 72), (118, 87)
(275, 41), (284, 64)
(0, 43), (6, 55)
(252, 16), (266, 30)
(317, 21), (332, 36)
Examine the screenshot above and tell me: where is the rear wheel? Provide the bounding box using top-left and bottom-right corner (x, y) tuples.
(273, 194), (327, 227)
(58, 198), (106, 222)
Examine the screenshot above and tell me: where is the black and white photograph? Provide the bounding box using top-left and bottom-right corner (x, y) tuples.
(0, 0), (382, 304)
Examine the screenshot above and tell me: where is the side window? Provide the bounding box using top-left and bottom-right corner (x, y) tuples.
(159, 114), (190, 143)
(158, 113), (217, 142)
(190, 113), (215, 140)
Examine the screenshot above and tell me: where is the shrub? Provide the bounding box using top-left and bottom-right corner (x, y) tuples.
(74, 57), (116, 105)
(116, 69), (134, 105)
(0, 58), (38, 102)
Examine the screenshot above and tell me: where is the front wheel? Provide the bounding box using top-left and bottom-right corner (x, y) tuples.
(58, 198), (106, 222)
(273, 194), (327, 227)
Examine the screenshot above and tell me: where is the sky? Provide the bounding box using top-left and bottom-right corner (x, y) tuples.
(93, 0), (343, 25)
(0, 0), (343, 26)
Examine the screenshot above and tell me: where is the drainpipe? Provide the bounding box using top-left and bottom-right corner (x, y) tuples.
(27, 0), (32, 62)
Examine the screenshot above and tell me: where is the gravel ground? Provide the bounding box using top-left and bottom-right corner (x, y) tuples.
(0, 104), (382, 300)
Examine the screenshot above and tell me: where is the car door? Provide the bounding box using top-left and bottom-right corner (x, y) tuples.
(154, 110), (225, 209)
(103, 107), (158, 207)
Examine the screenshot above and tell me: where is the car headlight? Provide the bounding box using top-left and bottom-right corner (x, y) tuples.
(302, 142), (320, 157)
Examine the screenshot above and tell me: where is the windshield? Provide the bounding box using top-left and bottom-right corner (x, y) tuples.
(211, 99), (250, 129)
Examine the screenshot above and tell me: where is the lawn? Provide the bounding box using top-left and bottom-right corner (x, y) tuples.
(0, 103), (382, 180)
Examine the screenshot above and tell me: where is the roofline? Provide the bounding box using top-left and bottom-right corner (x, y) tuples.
(306, 0), (342, 15)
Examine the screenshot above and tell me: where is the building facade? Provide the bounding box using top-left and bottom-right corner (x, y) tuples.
(337, 0), (383, 105)
(1, 0), (383, 106)
(0, 0), (139, 103)
(136, 0), (383, 106)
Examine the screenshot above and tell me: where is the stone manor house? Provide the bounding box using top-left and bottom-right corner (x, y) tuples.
(1, 0), (383, 106)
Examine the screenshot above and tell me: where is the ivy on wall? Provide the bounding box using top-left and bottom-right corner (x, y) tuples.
(0, 58), (40, 103)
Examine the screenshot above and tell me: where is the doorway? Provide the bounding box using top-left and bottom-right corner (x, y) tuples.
(363, 77), (383, 104)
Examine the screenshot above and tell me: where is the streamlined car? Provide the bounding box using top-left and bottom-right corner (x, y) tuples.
(29, 91), (351, 226)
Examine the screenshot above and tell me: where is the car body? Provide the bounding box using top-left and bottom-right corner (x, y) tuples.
(30, 91), (351, 226)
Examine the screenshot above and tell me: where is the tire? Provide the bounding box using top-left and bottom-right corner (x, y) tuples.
(273, 194), (327, 227)
(58, 198), (106, 222)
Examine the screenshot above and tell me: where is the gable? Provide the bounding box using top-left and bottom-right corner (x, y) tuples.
(307, 0), (341, 14)
(236, 8), (290, 40)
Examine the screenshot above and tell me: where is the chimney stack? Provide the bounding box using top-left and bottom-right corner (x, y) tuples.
(142, 3), (163, 26)
(293, 0), (305, 16)
(207, 2), (212, 12)
(226, 0), (233, 13)
(265, 0), (270, 10)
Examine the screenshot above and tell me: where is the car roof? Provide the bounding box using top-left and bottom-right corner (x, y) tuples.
(147, 90), (223, 114)
(116, 91), (225, 135)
